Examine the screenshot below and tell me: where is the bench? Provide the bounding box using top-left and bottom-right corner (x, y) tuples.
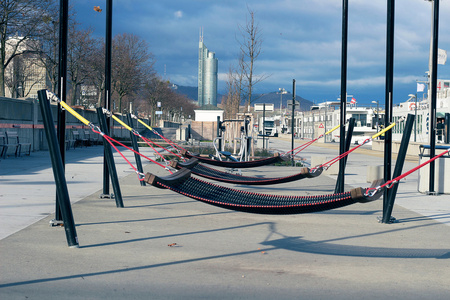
(419, 144), (450, 156)
(72, 131), (88, 148)
(5, 131), (31, 157)
(0, 132), (18, 159)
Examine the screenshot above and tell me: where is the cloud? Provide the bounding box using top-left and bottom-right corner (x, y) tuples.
(174, 10), (183, 18)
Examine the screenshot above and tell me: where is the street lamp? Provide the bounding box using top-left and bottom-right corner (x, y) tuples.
(408, 93), (417, 142)
(278, 88), (287, 111)
(277, 88), (287, 132)
(372, 100), (379, 136)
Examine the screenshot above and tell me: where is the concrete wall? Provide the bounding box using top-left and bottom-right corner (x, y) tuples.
(0, 97), (149, 153)
(190, 121), (216, 141)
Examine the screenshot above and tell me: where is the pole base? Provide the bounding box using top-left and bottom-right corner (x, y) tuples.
(426, 191), (438, 196)
(377, 216), (398, 224)
(49, 219), (64, 227)
(100, 193), (115, 199)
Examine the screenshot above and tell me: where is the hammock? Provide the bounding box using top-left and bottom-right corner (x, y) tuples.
(181, 149), (287, 168)
(170, 158), (323, 185)
(144, 168), (384, 215)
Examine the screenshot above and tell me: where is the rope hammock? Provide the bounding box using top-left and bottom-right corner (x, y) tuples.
(144, 168), (384, 214)
(170, 158), (323, 185)
(181, 149), (288, 168)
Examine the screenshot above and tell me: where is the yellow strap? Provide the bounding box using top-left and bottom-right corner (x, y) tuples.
(111, 114), (133, 132)
(325, 124), (340, 135)
(372, 122), (396, 139)
(59, 101), (91, 126)
(137, 119), (153, 131)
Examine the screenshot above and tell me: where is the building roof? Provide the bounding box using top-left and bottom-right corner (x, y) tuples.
(195, 104), (223, 111)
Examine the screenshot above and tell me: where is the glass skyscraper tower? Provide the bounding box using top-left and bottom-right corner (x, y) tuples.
(198, 32), (218, 107)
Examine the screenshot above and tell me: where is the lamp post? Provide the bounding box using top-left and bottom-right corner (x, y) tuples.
(372, 100), (379, 137)
(408, 94), (417, 142)
(278, 88), (287, 111)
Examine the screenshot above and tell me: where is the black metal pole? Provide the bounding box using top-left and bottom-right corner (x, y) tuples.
(262, 104), (266, 150)
(103, 0), (113, 196)
(38, 90), (78, 248)
(445, 113), (450, 144)
(335, 117), (355, 193)
(217, 116), (222, 151)
(383, 0), (395, 213)
(382, 114), (415, 223)
(428, 0), (439, 195)
(126, 113), (145, 186)
(54, 0), (69, 222)
(291, 79), (296, 166)
(337, 0), (349, 194)
(97, 107), (124, 208)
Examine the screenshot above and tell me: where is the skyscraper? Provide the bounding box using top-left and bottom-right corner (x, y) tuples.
(198, 30), (218, 107)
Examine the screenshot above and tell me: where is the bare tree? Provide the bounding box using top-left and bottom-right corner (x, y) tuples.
(237, 7), (268, 112)
(112, 33), (154, 113)
(67, 27), (96, 106)
(0, 0), (53, 96)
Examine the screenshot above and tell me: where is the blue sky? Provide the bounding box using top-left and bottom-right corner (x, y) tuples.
(73, 0), (450, 106)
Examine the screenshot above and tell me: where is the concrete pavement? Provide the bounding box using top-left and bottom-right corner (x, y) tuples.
(0, 139), (449, 299)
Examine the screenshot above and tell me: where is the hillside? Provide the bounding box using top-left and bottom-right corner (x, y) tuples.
(172, 84), (313, 111)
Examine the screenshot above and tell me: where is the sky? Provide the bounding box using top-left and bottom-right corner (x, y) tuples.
(72, 0), (450, 106)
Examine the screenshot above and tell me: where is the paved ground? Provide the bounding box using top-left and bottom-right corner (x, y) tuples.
(0, 139), (449, 299)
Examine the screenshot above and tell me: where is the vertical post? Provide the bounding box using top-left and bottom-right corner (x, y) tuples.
(445, 113), (450, 144)
(126, 113), (145, 186)
(217, 116), (222, 151)
(383, 0), (395, 212)
(103, 0), (113, 196)
(54, 0), (69, 222)
(335, 118), (355, 193)
(414, 93), (417, 142)
(337, 0), (349, 194)
(97, 108), (124, 208)
(382, 114), (415, 223)
(291, 79), (296, 166)
(428, 0), (439, 195)
(262, 104), (266, 150)
(38, 90), (78, 248)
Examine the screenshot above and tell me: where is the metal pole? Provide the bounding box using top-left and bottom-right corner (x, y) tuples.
(428, 0), (439, 195)
(126, 113), (145, 186)
(103, 0), (113, 196)
(217, 115), (222, 151)
(55, 0), (69, 222)
(38, 90), (78, 248)
(97, 107), (124, 208)
(262, 104), (266, 150)
(335, 118), (355, 194)
(291, 79), (296, 166)
(383, 0), (395, 213)
(382, 114), (415, 223)
(337, 0), (349, 193)
(414, 93), (417, 142)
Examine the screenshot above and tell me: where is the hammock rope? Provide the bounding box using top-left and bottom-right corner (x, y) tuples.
(364, 146), (450, 197)
(46, 91), (172, 177)
(311, 122), (397, 172)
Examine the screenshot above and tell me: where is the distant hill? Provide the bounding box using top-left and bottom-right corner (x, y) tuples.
(172, 84), (313, 111)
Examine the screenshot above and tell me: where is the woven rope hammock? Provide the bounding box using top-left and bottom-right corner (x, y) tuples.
(144, 168), (383, 215)
(170, 158), (323, 185)
(181, 149), (287, 168)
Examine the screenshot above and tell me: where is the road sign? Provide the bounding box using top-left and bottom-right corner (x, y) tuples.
(155, 111), (163, 115)
(254, 103), (274, 112)
(319, 123), (324, 129)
